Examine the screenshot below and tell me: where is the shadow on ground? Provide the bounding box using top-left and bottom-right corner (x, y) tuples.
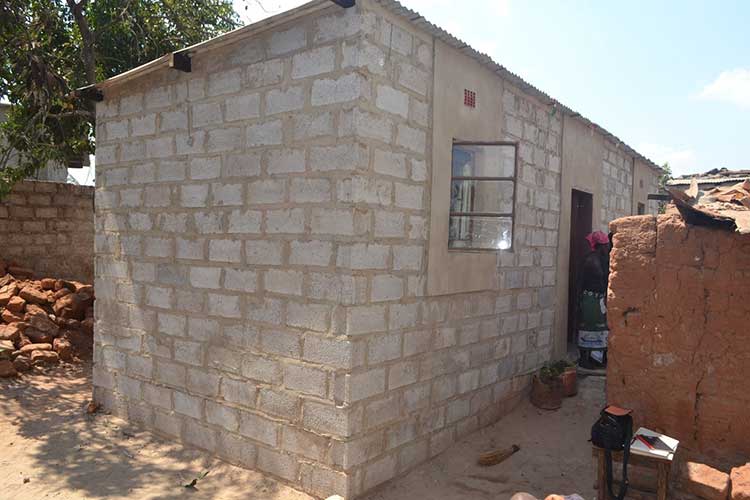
(0, 363), (311, 500)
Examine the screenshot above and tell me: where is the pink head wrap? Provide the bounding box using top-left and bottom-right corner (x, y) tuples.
(585, 231), (609, 251)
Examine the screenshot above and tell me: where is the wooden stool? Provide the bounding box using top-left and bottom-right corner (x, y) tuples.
(593, 446), (672, 500)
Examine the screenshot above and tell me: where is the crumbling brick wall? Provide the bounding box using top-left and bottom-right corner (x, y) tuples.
(0, 180), (94, 282)
(608, 213), (750, 465)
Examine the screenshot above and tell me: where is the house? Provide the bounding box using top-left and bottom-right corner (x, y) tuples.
(667, 167), (750, 190)
(88, 0), (662, 497)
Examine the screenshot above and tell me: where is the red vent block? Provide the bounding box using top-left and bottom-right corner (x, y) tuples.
(464, 89), (476, 108)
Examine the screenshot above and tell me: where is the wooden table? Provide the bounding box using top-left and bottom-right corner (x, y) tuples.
(593, 446), (672, 500)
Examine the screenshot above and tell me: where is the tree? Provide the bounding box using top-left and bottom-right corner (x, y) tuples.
(658, 162), (673, 213)
(0, 0), (239, 198)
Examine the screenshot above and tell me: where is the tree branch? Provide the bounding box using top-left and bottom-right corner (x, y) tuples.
(66, 0), (96, 85)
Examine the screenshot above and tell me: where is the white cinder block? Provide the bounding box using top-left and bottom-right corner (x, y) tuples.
(211, 183), (243, 206)
(159, 109), (186, 133)
(266, 209), (305, 234)
(189, 266), (221, 289)
(374, 211), (405, 238)
(180, 184), (209, 208)
(310, 143), (366, 171)
(396, 124), (426, 154)
(208, 239), (242, 263)
(207, 293), (241, 318)
(246, 59), (284, 88)
(290, 178), (331, 203)
(311, 209), (354, 236)
(311, 73), (366, 106)
(265, 269), (304, 296)
(346, 305), (386, 335)
(268, 25), (306, 56)
(245, 240), (283, 265)
(247, 120), (283, 147)
(337, 177), (392, 206)
(374, 149), (407, 178)
(371, 275), (403, 302)
(253, 179), (286, 205)
(394, 183), (424, 210)
(132, 113), (157, 136)
(225, 92), (261, 122)
(189, 156), (222, 180)
(284, 363), (327, 397)
(287, 302), (330, 332)
(192, 101), (223, 128)
(267, 149), (305, 174)
(337, 243), (389, 270)
(293, 112), (335, 140)
(224, 268), (257, 293)
(375, 85), (409, 118)
(266, 86), (305, 115)
(228, 209), (262, 234)
(290, 240), (332, 267)
(292, 46), (336, 79)
(207, 68), (242, 96)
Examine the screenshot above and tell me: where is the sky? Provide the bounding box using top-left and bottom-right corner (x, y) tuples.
(233, 0), (749, 178)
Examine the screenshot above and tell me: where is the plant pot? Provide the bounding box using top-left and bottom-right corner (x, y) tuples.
(560, 366), (578, 397)
(530, 374), (563, 410)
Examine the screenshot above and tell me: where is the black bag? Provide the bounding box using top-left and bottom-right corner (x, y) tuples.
(591, 405), (633, 500)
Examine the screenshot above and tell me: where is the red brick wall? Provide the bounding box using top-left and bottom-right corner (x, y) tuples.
(608, 213), (750, 465)
(0, 180), (94, 282)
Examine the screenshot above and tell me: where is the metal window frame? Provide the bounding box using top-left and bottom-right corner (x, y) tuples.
(448, 140), (518, 252)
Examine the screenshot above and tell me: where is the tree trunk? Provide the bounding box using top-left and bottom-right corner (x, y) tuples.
(66, 0), (96, 85)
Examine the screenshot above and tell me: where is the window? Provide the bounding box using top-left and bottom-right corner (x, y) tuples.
(637, 202), (645, 215)
(448, 141), (517, 250)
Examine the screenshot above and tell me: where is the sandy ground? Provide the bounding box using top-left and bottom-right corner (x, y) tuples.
(0, 364), (604, 500)
(0, 363), (313, 500)
(362, 375), (606, 500)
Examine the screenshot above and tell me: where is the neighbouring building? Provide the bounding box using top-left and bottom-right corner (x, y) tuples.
(0, 102), (89, 183)
(88, 0), (662, 497)
(668, 167), (750, 191)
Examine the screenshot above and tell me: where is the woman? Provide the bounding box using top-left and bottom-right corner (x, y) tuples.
(578, 231), (610, 369)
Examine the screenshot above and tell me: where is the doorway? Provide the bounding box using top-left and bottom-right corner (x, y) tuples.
(567, 189), (593, 344)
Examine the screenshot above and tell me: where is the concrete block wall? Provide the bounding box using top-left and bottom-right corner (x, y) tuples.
(601, 142), (633, 230)
(93, 4), (379, 497)
(330, 1), (563, 495)
(0, 180), (94, 282)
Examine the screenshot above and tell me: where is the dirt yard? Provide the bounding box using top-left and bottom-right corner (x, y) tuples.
(0, 366), (604, 500)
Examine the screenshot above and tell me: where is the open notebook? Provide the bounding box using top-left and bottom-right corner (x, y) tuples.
(630, 427), (679, 460)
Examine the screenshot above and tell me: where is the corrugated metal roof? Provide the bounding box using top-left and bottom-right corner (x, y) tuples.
(86, 0), (663, 174)
(668, 169), (750, 186)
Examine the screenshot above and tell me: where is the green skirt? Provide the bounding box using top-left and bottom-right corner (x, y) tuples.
(578, 290), (609, 349)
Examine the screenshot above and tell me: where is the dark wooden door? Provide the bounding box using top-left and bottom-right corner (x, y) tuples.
(567, 189), (593, 344)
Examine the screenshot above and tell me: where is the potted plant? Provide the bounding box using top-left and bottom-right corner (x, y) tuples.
(553, 359), (578, 397)
(530, 363), (564, 410)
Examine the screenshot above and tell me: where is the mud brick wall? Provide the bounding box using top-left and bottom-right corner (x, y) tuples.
(0, 180), (94, 282)
(608, 213), (750, 465)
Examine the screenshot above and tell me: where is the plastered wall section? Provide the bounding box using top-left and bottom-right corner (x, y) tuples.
(551, 117), (660, 356)
(93, 4), (384, 498)
(0, 180), (94, 282)
(335, 1), (563, 495)
(608, 213), (750, 467)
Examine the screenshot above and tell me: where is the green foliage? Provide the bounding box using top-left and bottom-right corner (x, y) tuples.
(539, 359), (574, 383)
(658, 162), (672, 213)
(0, 0), (239, 198)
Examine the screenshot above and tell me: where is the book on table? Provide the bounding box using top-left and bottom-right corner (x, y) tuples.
(630, 427), (679, 460)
